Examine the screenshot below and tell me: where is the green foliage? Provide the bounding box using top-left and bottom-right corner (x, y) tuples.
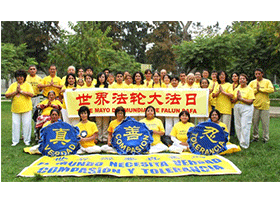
(174, 21), (280, 80)
(48, 21), (140, 77)
(1, 21), (60, 74)
(1, 43), (38, 80)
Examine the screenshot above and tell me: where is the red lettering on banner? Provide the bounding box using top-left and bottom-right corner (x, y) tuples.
(185, 93), (197, 105)
(148, 92), (163, 105)
(130, 92), (146, 105)
(112, 93), (128, 104)
(76, 93), (92, 106)
(165, 93), (182, 105)
(94, 92), (110, 105)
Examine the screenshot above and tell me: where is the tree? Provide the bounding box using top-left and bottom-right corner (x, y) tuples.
(48, 21), (140, 77)
(173, 21), (280, 80)
(1, 43), (37, 85)
(1, 21), (61, 75)
(145, 21), (183, 73)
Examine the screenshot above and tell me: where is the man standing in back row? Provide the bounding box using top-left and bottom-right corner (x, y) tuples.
(248, 68), (274, 143)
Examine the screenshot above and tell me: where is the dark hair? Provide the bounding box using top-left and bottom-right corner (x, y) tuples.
(115, 106), (126, 117)
(211, 70), (217, 74)
(179, 110), (191, 122)
(50, 108), (61, 116)
(180, 71), (186, 75)
(95, 72), (108, 88)
(116, 71), (124, 76)
(29, 65), (37, 69)
(145, 105), (156, 118)
(145, 69), (152, 74)
(171, 76), (180, 82)
(15, 69), (27, 82)
(85, 66), (93, 72)
(255, 68), (264, 74)
(202, 69), (210, 74)
(152, 71), (161, 87)
(103, 68), (110, 73)
(47, 90), (56, 97)
(239, 73), (249, 81)
(209, 109), (221, 120)
(132, 71), (144, 85)
(163, 74), (171, 82)
(78, 106), (90, 121)
(65, 73), (77, 87)
(200, 78), (209, 87)
(217, 70), (229, 84)
(84, 74), (93, 81)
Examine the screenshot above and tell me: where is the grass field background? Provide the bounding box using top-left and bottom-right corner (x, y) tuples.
(1, 101), (280, 182)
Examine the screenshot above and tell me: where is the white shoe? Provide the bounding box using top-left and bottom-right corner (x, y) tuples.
(11, 143), (18, 146)
(25, 142), (30, 146)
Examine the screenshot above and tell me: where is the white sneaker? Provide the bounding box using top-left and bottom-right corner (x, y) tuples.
(11, 143), (18, 146)
(24, 142), (30, 146)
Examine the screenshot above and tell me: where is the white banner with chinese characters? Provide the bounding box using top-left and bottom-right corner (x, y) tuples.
(64, 88), (209, 118)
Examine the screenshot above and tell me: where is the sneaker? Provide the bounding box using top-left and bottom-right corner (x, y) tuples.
(11, 143), (18, 146)
(24, 142), (30, 146)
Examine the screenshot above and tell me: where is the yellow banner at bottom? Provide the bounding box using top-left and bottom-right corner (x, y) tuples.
(18, 153), (241, 177)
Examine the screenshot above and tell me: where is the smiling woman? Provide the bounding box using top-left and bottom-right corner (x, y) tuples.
(5, 69), (34, 146)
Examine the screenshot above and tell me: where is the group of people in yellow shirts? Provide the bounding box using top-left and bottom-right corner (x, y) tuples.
(5, 64), (274, 154)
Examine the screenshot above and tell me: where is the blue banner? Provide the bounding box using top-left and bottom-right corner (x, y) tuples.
(38, 120), (81, 156)
(187, 121), (228, 155)
(111, 117), (153, 155)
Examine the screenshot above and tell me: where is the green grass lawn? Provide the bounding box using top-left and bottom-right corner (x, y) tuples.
(1, 101), (280, 182)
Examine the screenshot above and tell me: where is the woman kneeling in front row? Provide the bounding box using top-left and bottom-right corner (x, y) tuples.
(76, 106), (101, 154)
(168, 111), (195, 153)
(140, 106), (169, 154)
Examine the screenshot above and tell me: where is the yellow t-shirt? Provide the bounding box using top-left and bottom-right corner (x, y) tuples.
(76, 121), (98, 148)
(41, 75), (62, 97)
(170, 122), (195, 143)
(144, 79), (153, 88)
(233, 86), (255, 105)
(107, 119), (122, 133)
(148, 83), (166, 88)
(133, 84), (146, 88)
(61, 85), (75, 109)
(109, 82), (126, 89)
(248, 78), (274, 110)
(217, 121), (230, 141)
(184, 83), (200, 89)
(178, 82), (187, 88)
(42, 120), (52, 128)
(5, 82), (34, 113)
(214, 82), (233, 115)
(38, 99), (63, 116)
(193, 82), (200, 88)
(26, 74), (42, 96)
(209, 81), (218, 107)
(82, 83), (95, 88)
(140, 117), (165, 146)
(123, 83), (133, 88)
